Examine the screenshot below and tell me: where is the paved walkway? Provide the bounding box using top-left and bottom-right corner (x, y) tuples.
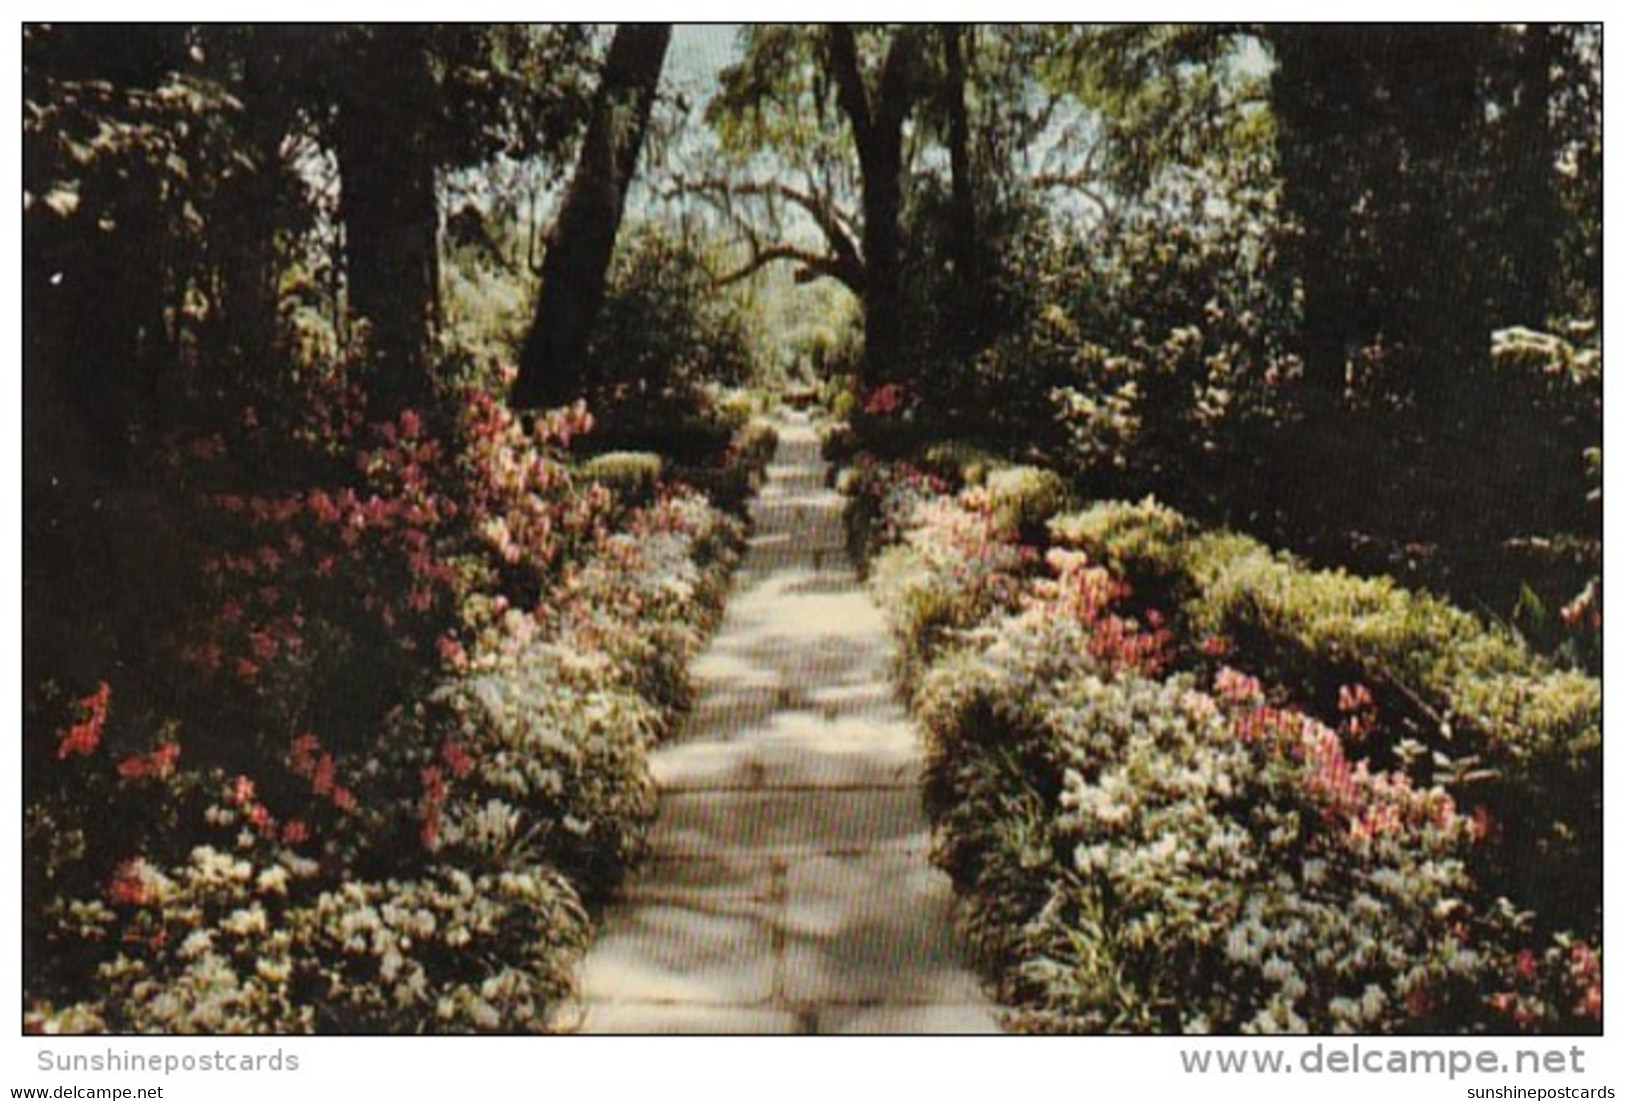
(571, 412), (1000, 1034)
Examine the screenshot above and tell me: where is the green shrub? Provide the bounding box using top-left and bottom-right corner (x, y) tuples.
(858, 464), (1598, 1034)
(582, 451), (664, 509)
(985, 464), (1068, 541)
(868, 488), (1034, 690)
(731, 418), (780, 477)
(296, 864), (589, 1033)
(584, 225), (754, 395)
(869, 544), (960, 687)
(919, 440), (1001, 488)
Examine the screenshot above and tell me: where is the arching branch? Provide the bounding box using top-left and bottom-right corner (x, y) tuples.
(667, 173), (866, 293)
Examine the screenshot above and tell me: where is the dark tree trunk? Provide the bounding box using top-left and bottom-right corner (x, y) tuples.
(1383, 27), (1491, 407)
(1270, 26), (1493, 405)
(827, 25), (918, 386)
(941, 24), (980, 351)
(1501, 23), (1560, 327)
(512, 23), (671, 410)
(1269, 27), (1368, 399)
(24, 24), (188, 477)
(334, 27), (440, 414)
(213, 42), (295, 384)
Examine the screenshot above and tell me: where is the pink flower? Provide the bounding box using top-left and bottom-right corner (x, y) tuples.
(1213, 666), (1263, 704)
(107, 860), (155, 907)
(230, 775), (257, 806)
(441, 739), (474, 779)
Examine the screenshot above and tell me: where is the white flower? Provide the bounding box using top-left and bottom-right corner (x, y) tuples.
(256, 866), (290, 896)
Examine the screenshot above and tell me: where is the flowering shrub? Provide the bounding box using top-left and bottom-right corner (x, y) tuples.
(915, 634), (1496, 1032)
(27, 360), (754, 1033)
(25, 846), (591, 1035)
(433, 657), (659, 895)
(1050, 498), (1601, 942)
(869, 495), (1035, 692)
(846, 444), (1600, 1034)
(839, 456), (953, 567)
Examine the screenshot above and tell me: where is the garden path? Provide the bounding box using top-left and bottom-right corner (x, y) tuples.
(569, 411), (1001, 1034)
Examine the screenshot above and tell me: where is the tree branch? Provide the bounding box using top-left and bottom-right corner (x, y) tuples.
(1030, 170), (1117, 220)
(714, 243), (863, 291)
(667, 173), (866, 291)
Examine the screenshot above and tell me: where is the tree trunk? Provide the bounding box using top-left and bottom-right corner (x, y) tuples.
(827, 25), (918, 386)
(334, 26), (440, 415)
(1269, 27), (1364, 399)
(512, 23), (671, 410)
(1271, 26), (1493, 405)
(1502, 23), (1560, 327)
(941, 24), (980, 351)
(213, 41), (294, 385)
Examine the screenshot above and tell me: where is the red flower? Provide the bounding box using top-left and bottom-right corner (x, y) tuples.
(1337, 682), (1374, 713)
(436, 634), (468, 671)
(311, 755), (336, 796)
(248, 803), (274, 834)
(55, 681), (112, 759)
(863, 383), (906, 417)
(116, 741), (180, 781)
(289, 732), (320, 776)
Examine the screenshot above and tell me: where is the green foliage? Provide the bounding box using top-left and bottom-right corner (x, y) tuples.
(731, 419), (780, 476)
(439, 243), (536, 381)
(919, 441), (1001, 488)
(586, 224), (756, 396)
(1051, 500), (1600, 770)
(1035, 25), (1275, 194)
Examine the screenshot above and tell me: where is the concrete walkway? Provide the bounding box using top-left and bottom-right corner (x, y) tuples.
(571, 412), (1000, 1034)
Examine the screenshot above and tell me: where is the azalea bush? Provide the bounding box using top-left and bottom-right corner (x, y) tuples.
(1050, 498), (1602, 941)
(25, 346), (755, 1033)
(842, 449), (1601, 1035)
